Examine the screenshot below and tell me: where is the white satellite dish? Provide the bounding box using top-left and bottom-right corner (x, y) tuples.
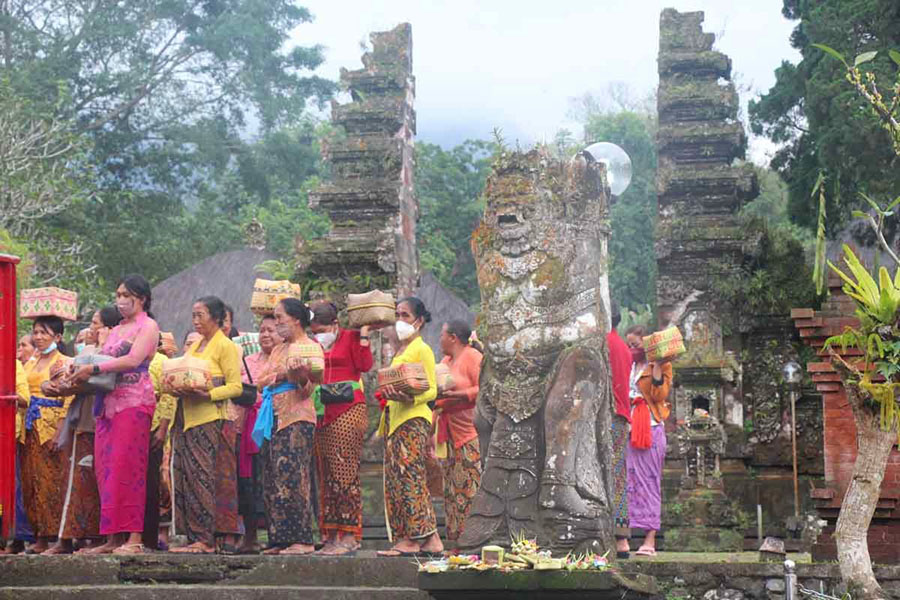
(583, 142), (633, 196)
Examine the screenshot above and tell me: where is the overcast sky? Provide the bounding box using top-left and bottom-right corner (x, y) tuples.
(297, 1), (800, 164)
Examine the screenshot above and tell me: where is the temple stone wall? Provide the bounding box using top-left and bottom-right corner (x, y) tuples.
(305, 23), (420, 468)
(655, 9), (823, 546)
(307, 23), (418, 298)
(656, 8), (758, 427)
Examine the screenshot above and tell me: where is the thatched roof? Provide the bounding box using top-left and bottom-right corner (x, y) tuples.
(415, 271), (475, 359)
(152, 249), (473, 358)
(152, 249), (276, 345)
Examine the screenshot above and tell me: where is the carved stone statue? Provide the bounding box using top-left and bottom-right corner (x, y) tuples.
(458, 147), (614, 553)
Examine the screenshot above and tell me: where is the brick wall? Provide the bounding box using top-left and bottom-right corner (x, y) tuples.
(793, 274), (900, 562)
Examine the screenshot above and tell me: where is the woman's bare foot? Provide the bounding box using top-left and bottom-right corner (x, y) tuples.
(112, 543), (146, 555)
(28, 539), (50, 553)
(81, 540), (119, 555)
(170, 542), (215, 554)
(0, 541), (25, 554)
(419, 532), (444, 555)
(337, 534), (359, 551)
(377, 538), (421, 557)
(262, 545), (283, 555)
(280, 543), (315, 555)
(41, 540), (73, 555)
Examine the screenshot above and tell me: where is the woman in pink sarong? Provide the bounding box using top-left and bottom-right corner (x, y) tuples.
(70, 274), (160, 555)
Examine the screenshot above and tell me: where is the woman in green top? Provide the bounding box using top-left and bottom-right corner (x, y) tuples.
(377, 297), (443, 557)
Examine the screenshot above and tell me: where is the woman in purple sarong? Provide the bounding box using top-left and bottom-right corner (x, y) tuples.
(625, 326), (673, 558)
(71, 274), (160, 555)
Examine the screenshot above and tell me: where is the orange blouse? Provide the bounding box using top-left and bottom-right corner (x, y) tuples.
(434, 346), (482, 449)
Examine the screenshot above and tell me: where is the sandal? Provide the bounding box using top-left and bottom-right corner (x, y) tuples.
(315, 543), (357, 557)
(79, 544), (115, 555)
(377, 547), (426, 558)
(112, 543), (146, 555)
(634, 546), (656, 557)
(279, 544), (315, 555)
(171, 542), (215, 554)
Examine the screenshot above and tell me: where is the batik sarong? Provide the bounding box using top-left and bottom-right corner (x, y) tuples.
(261, 418), (315, 546)
(315, 402), (368, 540)
(214, 420), (240, 536)
(384, 416), (437, 541)
(173, 419), (220, 546)
(627, 424), (666, 531)
(59, 431), (101, 540)
(20, 431), (63, 537)
(611, 413), (630, 533)
(441, 437), (481, 541)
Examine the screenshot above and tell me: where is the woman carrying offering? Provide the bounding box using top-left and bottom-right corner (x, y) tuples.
(69, 276), (159, 555)
(170, 296), (242, 554)
(309, 301), (373, 556)
(624, 325), (673, 558)
(435, 320), (483, 544)
(251, 298), (322, 555)
(20, 316), (73, 554)
(54, 307), (121, 555)
(236, 315), (280, 554)
(251, 299), (322, 554)
(377, 298), (442, 557)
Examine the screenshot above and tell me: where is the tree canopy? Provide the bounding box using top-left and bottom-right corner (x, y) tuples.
(416, 139), (495, 307)
(749, 0), (900, 233)
(0, 0), (334, 305)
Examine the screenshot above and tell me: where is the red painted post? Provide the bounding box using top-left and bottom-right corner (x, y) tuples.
(0, 254), (20, 539)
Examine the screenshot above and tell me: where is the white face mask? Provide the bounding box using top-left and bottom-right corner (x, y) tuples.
(315, 331), (336, 349)
(395, 320), (416, 341)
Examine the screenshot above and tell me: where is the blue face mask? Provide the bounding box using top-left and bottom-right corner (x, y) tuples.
(75, 343), (86, 354)
(41, 342), (58, 355)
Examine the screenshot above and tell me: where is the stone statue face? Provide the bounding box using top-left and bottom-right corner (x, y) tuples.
(473, 149), (610, 359)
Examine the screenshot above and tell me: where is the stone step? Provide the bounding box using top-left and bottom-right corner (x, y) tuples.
(0, 585), (428, 600)
(0, 555), (421, 588)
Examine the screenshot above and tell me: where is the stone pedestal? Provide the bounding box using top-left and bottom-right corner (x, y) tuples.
(418, 570), (658, 600)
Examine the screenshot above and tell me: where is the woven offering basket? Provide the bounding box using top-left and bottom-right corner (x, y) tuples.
(642, 326), (685, 362)
(347, 290), (396, 329)
(377, 363), (430, 395)
(20, 287), (78, 321)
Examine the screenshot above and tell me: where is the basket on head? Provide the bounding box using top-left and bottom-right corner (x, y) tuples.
(251, 279), (301, 316)
(20, 287), (78, 321)
(642, 326), (685, 362)
(347, 290), (396, 329)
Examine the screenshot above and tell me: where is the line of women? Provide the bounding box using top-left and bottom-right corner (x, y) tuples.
(5, 280), (484, 556)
